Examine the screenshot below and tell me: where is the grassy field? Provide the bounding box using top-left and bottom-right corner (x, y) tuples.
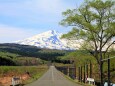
(0, 65), (48, 85)
(0, 43), (67, 66)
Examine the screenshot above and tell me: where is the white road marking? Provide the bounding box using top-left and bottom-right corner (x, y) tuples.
(51, 66), (54, 81)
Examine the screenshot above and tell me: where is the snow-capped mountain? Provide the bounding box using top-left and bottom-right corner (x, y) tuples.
(15, 30), (80, 50)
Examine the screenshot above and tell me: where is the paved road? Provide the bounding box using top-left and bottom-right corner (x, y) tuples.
(25, 66), (82, 86)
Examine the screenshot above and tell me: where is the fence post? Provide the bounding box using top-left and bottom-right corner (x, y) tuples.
(86, 64), (88, 78)
(12, 77), (15, 86)
(67, 66), (69, 76)
(84, 64), (86, 83)
(81, 66), (82, 82)
(78, 67), (80, 82)
(100, 60), (103, 86)
(108, 55), (110, 86)
(90, 61), (92, 78)
(74, 65), (76, 79)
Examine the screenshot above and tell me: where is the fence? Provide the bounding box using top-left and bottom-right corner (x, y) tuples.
(56, 56), (115, 86)
(12, 77), (21, 86)
(56, 66), (76, 79)
(100, 56), (115, 86)
(87, 78), (95, 85)
(77, 60), (95, 85)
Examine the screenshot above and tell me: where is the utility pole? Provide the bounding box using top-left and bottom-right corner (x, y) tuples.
(100, 56), (115, 86)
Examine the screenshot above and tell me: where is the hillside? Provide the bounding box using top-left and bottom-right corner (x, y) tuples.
(0, 43), (68, 66)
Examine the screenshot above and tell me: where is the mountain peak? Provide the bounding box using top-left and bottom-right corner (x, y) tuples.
(15, 30), (79, 50)
(48, 30), (57, 33)
(44, 30), (59, 36)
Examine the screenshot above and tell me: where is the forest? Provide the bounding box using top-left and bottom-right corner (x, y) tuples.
(0, 43), (68, 66)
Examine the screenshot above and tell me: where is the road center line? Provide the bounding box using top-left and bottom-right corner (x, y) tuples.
(51, 66), (54, 81)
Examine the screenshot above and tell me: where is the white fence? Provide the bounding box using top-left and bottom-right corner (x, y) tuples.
(104, 82), (115, 86)
(12, 77), (21, 86)
(86, 78), (95, 85)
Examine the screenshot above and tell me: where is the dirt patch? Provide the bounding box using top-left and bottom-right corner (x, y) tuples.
(0, 73), (30, 86)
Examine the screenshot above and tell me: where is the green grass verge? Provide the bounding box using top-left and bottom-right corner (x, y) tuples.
(0, 65), (48, 85)
(24, 67), (48, 85)
(60, 71), (95, 86)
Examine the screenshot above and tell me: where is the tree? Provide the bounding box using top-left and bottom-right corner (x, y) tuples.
(60, 0), (115, 79)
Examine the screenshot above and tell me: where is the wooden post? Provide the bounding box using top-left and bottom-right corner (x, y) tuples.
(74, 65), (76, 79)
(100, 60), (103, 86)
(84, 64), (86, 83)
(67, 66), (69, 76)
(81, 66), (82, 82)
(108, 55), (110, 86)
(86, 64), (88, 78)
(90, 61), (92, 78)
(78, 67), (80, 82)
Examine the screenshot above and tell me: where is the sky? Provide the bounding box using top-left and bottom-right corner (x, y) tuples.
(0, 0), (84, 43)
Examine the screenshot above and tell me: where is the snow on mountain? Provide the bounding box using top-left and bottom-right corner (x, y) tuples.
(15, 30), (80, 50)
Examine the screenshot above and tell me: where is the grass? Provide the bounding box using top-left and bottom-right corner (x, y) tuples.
(56, 65), (96, 86)
(64, 74), (96, 86)
(0, 65), (48, 85)
(23, 65), (48, 85)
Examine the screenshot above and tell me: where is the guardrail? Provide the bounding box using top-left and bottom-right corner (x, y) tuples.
(12, 77), (21, 86)
(104, 82), (115, 86)
(86, 78), (95, 85)
(56, 66), (76, 79)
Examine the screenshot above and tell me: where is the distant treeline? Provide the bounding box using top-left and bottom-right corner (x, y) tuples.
(0, 43), (70, 66)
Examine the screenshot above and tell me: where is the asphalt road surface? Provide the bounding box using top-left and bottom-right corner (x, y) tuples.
(25, 66), (82, 86)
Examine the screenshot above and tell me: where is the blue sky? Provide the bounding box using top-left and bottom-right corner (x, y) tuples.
(0, 0), (84, 43)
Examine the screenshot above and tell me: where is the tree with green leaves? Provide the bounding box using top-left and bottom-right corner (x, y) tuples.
(60, 0), (115, 78)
